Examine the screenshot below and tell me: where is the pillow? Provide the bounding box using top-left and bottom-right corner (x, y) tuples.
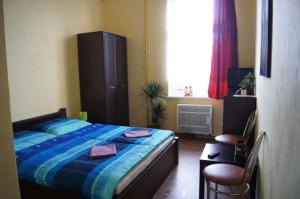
(31, 118), (91, 136)
(14, 130), (56, 152)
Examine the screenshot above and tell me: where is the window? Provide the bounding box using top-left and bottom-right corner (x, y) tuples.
(166, 0), (213, 97)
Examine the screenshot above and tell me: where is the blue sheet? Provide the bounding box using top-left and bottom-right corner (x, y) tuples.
(52, 124), (174, 147)
(16, 132), (155, 199)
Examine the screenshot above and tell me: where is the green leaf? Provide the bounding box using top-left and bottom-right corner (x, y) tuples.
(141, 81), (167, 101)
(151, 102), (167, 125)
(141, 81), (167, 126)
(239, 72), (255, 89)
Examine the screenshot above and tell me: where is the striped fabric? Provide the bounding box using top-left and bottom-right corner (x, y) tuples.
(31, 118), (91, 135)
(16, 132), (155, 199)
(14, 131), (56, 152)
(57, 124), (174, 147)
(107, 127), (174, 146)
(15, 121), (175, 199)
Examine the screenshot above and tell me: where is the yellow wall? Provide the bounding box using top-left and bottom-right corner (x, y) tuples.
(255, 0), (300, 198)
(0, 0), (20, 197)
(145, 0), (255, 134)
(102, 0), (148, 127)
(235, 0), (256, 67)
(4, 0), (103, 121)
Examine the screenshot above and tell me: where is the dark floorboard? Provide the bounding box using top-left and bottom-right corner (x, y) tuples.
(153, 137), (206, 199)
(153, 137), (250, 199)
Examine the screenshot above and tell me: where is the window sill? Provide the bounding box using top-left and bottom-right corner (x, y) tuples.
(167, 96), (211, 100)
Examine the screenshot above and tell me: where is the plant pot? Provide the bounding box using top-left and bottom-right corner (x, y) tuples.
(241, 89), (247, 95)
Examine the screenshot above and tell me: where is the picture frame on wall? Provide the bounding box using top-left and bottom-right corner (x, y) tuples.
(260, 0), (273, 77)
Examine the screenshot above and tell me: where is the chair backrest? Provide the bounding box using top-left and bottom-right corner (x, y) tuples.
(242, 131), (265, 184)
(242, 110), (258, 146)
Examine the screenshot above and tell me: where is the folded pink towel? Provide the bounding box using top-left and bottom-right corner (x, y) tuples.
(124, 130), (152, 138)
(89, 144), (117, 159)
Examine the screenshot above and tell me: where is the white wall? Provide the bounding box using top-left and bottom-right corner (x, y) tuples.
(255, 0), (300, 198)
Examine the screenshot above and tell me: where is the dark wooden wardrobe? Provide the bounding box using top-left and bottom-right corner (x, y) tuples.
(77, 31), (129, 125)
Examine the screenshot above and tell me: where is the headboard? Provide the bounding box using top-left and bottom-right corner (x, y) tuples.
(12, 108), (67, 133)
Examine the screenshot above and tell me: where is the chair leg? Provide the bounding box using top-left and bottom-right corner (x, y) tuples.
(214, 183), (218, 199)
(241, 184), (246, 199)
(206, 180), (210, 199)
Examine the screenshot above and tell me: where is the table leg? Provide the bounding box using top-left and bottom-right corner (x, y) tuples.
(199, 160), (206, 199)
(250, 165), (257, 198)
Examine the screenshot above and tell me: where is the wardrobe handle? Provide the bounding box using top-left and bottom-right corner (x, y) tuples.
(110, 86), (116, 89)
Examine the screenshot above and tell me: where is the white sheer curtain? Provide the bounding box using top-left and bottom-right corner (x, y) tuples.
(166, 0), (213, 97)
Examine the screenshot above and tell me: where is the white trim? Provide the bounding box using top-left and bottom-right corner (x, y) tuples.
(167, 96), (211, 100)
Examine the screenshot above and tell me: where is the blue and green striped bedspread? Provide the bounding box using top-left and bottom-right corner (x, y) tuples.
(31, 118), (174, 147)
(15, 131), (155, 199)
(14, 131), (56, 152)
(31, 118), (91, 136)
(64, 124), (174, 147)
(15, 120), (175, 199)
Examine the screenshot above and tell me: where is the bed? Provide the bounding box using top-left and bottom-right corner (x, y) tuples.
(13, 108), (179, 199)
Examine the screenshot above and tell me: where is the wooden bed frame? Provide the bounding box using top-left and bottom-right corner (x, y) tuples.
(12, 108), (179, 199)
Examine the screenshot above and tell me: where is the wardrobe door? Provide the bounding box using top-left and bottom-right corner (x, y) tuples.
(103, 33), (118, 124)
(116, 36), (129, 125)
(77, 32), (106, 123)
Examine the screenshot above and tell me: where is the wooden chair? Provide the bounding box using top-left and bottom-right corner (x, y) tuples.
(203, 131), (265, 199)
(215, 110), (257, 145)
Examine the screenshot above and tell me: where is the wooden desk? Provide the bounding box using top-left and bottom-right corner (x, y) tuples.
(199, 144), (245, 199)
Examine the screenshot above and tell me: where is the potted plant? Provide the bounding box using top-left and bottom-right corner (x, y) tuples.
(238, 72), (255, 95)
(142, 81), (167, 128)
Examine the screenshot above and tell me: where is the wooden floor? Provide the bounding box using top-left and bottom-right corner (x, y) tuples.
(153, 137), (249, 199)
(153, 137), (207, 199)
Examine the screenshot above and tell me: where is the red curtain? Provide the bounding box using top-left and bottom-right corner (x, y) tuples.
(208, 0), (238, 99)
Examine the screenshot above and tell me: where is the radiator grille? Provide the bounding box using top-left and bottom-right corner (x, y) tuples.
(177, 104), (213, 135)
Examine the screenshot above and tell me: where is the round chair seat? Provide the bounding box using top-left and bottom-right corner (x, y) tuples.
(215, 134), (244, 145)
(203, 164), (245, 186)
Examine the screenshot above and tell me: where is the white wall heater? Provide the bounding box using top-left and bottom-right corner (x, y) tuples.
(177, 104), (213, 136)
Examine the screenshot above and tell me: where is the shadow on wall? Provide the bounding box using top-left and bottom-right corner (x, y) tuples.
(63, 35), (81, 118)
(257, 131), (272, 198)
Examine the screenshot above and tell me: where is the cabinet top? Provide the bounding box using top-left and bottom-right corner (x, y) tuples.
(77, 31), (126, 39)
(232, 95), (256, 98)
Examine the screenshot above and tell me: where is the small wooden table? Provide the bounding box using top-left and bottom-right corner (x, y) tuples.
(199, 144), (245, 199)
